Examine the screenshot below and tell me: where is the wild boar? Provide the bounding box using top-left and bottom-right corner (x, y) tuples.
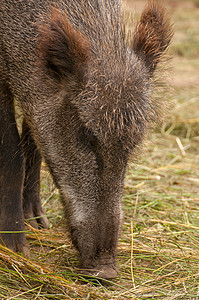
(0, 0), (172, 279)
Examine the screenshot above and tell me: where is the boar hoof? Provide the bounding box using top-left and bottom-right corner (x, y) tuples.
(0, 233), (29, 256)
(24, 204), (49, 229)
(79, 264), (118, 280)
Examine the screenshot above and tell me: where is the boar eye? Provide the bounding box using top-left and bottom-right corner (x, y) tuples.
(86, 130), (98, 150)
(78, 126), (104, 172)
(78, 126), (99, 152)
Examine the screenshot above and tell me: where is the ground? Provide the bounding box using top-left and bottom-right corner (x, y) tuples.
(0, 0), (199, 299)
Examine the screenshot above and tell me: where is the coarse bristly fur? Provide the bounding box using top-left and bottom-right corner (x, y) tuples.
(0, 0), (173, 279)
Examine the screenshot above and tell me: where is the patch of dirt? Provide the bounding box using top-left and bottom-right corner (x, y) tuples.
(124, 0), (196, 12)
(173, 57), (199, 88)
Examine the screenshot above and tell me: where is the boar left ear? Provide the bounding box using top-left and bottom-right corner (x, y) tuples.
(38, 8), (90, 83)
(132, 2), (173, 75)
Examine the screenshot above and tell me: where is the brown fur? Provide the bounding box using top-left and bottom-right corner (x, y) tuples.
(0, 0), (173, 279)
(133, 2), (173, 74)
(38, 8), (90, 82)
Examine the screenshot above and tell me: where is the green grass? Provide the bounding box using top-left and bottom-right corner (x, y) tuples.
(1, 0), (199, 299)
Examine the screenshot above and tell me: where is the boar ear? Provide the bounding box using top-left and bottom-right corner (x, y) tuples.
(38, 8), (90, 83)
(132, 2), (173, 75)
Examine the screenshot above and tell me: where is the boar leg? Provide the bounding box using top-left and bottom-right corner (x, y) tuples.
(0, 82), (28, 255)
(21, 120), (49, 229)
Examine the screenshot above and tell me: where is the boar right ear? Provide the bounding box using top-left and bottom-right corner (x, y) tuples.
(132, 2), (173, 75)
(38, 9), (90, 83)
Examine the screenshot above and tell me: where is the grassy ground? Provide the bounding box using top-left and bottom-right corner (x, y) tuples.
(1, 0), (199, 299)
